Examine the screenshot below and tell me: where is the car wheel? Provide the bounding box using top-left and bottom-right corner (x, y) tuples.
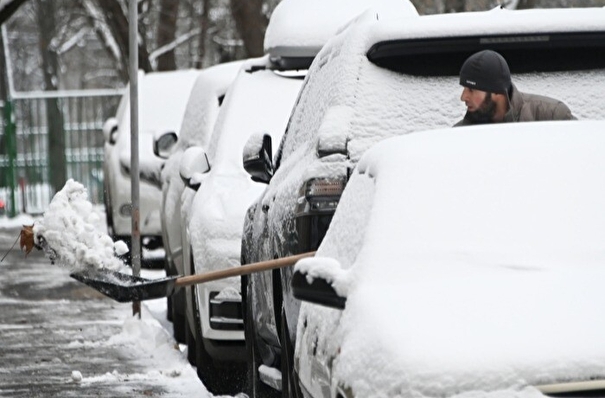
(103, 186), (114, 237)
(281, 307), (302, 398)
(193, 283), (247, 395)
(185, 303), (197, 366)
(243, 275), (280, 398)
(171, 289), (187, 344)
(166, 295), (173, 323)
(105, 210), (115, 238)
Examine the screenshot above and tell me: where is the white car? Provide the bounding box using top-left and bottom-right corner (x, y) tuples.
(102, 70), (201, 265)
(180, 0), (415, 394)
(180, 56), (304, 394)
(153, 61), (242, 346)
(240, 5), (605, 397)
(293, 120), (605, 397)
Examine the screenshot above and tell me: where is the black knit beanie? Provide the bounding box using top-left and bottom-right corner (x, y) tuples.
(459, 50), (511, 94)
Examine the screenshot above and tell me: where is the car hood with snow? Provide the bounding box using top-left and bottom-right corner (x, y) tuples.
(294, 120), (605, 397)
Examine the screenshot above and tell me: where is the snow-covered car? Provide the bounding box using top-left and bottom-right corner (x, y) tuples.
(103, 70), (201, 265)
(292, 120), (605, 398)
(179, 57), (304, 395)
(241, 5), (605, 397)
(153, 61), (242, 345)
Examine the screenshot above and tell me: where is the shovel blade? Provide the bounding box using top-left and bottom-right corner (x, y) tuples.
(70, 269), (179, 303)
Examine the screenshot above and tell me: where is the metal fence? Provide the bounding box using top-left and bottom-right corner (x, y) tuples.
(0, 90), (123, 216)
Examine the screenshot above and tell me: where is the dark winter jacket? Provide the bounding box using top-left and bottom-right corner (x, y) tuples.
(454, 84), (576, 127)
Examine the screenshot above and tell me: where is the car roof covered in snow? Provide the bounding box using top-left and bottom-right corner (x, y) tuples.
(368, 6), (605, 44)
(264, 0), (418, 70)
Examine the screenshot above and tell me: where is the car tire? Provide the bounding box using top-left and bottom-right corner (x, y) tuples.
(166, 295), (173, 322)
(243, 275), (280, 398)
(281, 307), (302, 398)
(185, 304), (197, 366)
(103, 184), (114, 238)
(171, 289), (187, 344)
(105, 209), (114, 238)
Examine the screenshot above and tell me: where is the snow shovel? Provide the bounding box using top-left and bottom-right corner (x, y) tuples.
(70, 251), (315, 303)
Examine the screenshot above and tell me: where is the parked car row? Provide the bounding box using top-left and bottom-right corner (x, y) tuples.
(102, 0), (605, 397)
(103, 69), (202, 266)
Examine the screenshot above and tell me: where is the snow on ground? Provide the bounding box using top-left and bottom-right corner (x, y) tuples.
(0, 213), (34, 229)
(73, 304), (210, 396)
(0, 182), (243, 398)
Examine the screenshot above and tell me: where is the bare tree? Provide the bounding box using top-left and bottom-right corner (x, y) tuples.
(197, 0), (210, 68)
(156, 0), (178, 70)
(444, 0), (466, 12)
(229, 0), (267, 57)
(36, 0), (66, 194)
(87, 0), (152, 77)
(516, 0), (538, 8)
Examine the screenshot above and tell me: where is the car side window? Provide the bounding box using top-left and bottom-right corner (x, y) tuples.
(274, 73), (314, 171)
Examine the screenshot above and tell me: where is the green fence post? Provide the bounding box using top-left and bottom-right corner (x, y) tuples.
(3, 98), (17, 217)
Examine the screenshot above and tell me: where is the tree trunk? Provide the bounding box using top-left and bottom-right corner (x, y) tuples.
(156, 0), (178, 71)
(444, 0), (466, 12)
(229, 0), (267, 57)
(94, 0), (152, 76)
(36, 0), (66, 195)
(516, 0), (537, 9)
(196, 0), (210, 69)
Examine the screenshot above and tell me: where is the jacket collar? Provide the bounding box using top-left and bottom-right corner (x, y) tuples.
(503, 83), (522, 123)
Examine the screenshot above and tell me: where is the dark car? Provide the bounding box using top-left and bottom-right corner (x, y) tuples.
(240, 5), (605, 397)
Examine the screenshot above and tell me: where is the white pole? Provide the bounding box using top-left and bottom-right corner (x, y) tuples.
(129, 0), (141, 318)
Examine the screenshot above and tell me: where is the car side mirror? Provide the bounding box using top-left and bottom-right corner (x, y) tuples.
(103, 117), (119, 145)
(292, 268), (346, 310)
(179, 146), (210, 190)
(153, 131), (178, 159)
(243, 133), (273, 184)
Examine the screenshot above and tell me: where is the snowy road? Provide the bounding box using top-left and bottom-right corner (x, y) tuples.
(0, 224), (211, 397)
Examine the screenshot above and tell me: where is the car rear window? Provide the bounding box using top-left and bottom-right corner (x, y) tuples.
(367, 32), (605, 76)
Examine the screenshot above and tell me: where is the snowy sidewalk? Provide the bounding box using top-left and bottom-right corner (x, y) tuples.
(0, 222), (214, 397)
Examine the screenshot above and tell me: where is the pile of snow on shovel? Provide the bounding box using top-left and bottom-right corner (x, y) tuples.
(33, 179), (127, 270)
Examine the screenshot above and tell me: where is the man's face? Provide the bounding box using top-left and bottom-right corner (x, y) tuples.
(460, 86), (497, 124)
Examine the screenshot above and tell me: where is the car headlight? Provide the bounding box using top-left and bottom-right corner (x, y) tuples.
(119, 203), (132, 217)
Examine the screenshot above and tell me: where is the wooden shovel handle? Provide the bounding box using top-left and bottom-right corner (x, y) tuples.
(174, 251), (316, 288)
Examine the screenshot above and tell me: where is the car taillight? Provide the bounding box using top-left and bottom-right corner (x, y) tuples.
(295, 177), (347, 252)
(302, 178), (346, 213)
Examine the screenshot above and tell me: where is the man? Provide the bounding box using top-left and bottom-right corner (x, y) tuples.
(455, 50), (575, 126)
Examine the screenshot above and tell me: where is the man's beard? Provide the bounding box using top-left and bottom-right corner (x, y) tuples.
(464, 93), (497, 124)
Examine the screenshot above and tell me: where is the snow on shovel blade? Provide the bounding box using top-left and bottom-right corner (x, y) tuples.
(70, 269), (179, 303)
